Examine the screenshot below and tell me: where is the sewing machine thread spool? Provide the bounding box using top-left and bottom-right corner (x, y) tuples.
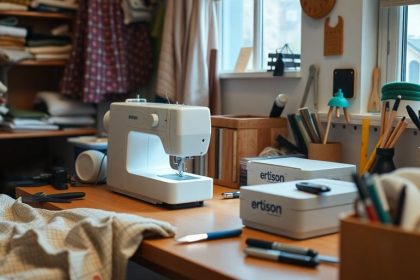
(75, 150), (107, 183)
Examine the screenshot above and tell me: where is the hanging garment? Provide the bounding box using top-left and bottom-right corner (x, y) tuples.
(60, 0), (153, 103)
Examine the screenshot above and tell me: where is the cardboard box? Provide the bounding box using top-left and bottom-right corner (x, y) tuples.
(246, 157), (355, 185)
(240, 179), (357, 239)
(340, 215), (420, 280)
(207, 115), (288, 188)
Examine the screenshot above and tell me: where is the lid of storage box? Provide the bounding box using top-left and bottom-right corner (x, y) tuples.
(253, 157), (354, 170)
(68, 136), (108, 149)
(241, 179), (357, 210)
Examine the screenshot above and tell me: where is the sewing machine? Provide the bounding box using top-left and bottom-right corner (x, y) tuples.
(105, 100), (213, 208)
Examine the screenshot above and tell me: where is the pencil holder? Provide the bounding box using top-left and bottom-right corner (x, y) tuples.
(371, 148), (396, 174)
(308, 142), (342, 163)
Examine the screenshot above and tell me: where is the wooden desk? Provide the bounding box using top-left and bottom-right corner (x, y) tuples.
(16, 185), (339, 280)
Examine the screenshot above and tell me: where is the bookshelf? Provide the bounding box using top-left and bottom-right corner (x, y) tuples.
(0, 10), (97, 183)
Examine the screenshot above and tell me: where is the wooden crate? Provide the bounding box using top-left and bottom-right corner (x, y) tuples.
(207, 115), (287, 188)
(340, 215), (420, 280)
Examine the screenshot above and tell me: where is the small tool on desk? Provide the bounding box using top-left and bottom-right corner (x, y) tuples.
(175, 228), (242, 243)
(21, 192), (85, 204)
(221, 191), (240, 199)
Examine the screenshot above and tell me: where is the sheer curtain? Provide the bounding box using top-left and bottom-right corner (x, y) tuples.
(155, 0), (220, 108)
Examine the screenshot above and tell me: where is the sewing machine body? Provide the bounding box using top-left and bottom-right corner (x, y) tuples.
(106, 101), (213, 207)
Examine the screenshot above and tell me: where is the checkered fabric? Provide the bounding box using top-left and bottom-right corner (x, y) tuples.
(0, 195), (175, 280)
(60, 0), (154, 103)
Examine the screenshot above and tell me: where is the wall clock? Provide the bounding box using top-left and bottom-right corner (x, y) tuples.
(300, 0), (336, 19)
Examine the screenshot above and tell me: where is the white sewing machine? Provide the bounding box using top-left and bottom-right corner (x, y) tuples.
(104, 100), (213, 208)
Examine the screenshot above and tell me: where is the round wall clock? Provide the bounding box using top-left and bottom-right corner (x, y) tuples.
(300, 0), (336, 19)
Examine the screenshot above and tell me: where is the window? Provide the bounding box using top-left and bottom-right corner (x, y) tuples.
(379, 3), (420, 82)
(409, 61), (419, 83)
(219, 0), (301, 73)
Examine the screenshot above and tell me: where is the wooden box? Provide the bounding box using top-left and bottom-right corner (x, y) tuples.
(207, 115), (288, 188)
(340, 215), (420, 280)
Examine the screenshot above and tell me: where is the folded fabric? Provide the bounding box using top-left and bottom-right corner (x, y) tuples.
(31, 0), (78, 10)
(0, 0), (31, 5)
(34, 53), (70, 60)
(25, 44), (72, 55)
(0, 121), (59, 131)
(0, 25), (27, 38)
(121, 0), (153, 25)
(35, 91), (96, 116)
(48, 115), (96, 126)
(7, 107), (48, 119)
(0, 195), (176, 279)
(0, 47), (33, 64)
(0, 3), (27, 10)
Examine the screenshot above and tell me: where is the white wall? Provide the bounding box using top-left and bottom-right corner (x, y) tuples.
(220, 0), (419, 168)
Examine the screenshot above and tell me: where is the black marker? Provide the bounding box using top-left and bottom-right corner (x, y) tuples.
(244, 247), (319, 268)
(246, 238), (318, 257)
(394, 185), (407, 226)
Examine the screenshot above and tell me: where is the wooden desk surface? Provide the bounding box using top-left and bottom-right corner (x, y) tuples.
(16, 185), (339, 280)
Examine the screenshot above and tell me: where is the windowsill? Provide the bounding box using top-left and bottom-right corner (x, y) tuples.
(219, 71), (301, 79)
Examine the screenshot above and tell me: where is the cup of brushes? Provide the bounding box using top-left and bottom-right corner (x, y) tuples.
(307, 89), (349, 163)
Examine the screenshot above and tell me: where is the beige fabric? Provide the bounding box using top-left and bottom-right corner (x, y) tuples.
(0, 195), (176, 280)
(155, 0), (219, 107)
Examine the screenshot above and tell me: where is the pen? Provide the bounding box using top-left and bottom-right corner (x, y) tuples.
(246, 238), (317, 257)
(394, 185), (406, 226)
(351, 173), (378, 222)
(244, 247), (319, 268)
(221, 191), (240, 199)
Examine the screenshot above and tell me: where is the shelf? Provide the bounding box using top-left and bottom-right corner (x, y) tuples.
(17, 60), (68, 66)
(0, 128), (97, 140)
(0, 10), (74, 20)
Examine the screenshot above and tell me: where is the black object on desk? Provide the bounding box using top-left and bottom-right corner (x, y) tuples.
(295, 182), (331, 194)
(21, 192), (85, 203)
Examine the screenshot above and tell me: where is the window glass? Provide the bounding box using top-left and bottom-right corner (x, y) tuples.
(220, 0), (301, 73)
(220, 0), (254, 72)
(405, 4), (420, 82)
(262, 0), (301, 71)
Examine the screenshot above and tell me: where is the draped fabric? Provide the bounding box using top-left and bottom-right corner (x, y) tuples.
(60, 0), (154, 103)
(155, 0), (219, 107)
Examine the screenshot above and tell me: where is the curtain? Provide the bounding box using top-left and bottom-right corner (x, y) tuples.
(380, 0), (420, 7)
(155, 0), (220, 107)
